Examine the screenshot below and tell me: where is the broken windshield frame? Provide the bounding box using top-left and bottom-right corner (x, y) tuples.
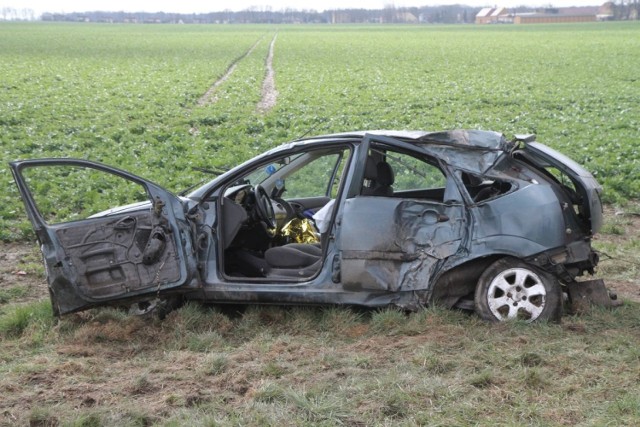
(178, 166), (230, 196)
(235, 153), (302, 187)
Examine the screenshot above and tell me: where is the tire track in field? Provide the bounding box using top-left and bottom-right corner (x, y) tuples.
(196, 36), (264, 107)
(257, 33), (278, 113)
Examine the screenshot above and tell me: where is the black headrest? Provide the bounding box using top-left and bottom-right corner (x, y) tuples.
(364, 156), (377, 180)
(376, 162), (394, 186)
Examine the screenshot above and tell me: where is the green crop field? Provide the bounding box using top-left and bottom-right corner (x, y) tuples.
(1, 22), (640, 239)
(1, 22), (640, 426)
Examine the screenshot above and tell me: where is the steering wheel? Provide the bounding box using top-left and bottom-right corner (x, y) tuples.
(273, 196), (295, 222)
(253, 185), (276, 229)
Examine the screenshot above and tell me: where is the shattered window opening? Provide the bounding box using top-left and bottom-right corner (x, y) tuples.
(285, 149), (349, 199)
(21, 165), (149, 225)
(459, 171), (513, 203)
(369, 147), (447, 200)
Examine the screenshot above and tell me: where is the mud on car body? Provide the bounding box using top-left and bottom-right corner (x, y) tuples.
(10, 130), (610, 322)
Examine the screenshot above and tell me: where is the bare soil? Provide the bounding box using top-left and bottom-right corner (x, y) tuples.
(0, 243), (47, 304)
(196, 37), (263, 107)
(592, 205), (640, 302)
(257, 34), (278, 113)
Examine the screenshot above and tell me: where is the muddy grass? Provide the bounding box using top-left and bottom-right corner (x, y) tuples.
(195, 32), (278, 112)
(1, 206), (639, 426)
(196, 36), (264, 107)
(592, 205), (640, 302)
(0, 243), (48, 306)
(257, 34), (278, 113)
(2, 301), (639, 426)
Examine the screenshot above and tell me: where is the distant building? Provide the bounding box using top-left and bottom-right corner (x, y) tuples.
(513, 7), (598, 24)
(393, 11), (418, 23)
(475, 7), (510, 24)
(476, 5), (606, 24)
(597, 2), (615, 20)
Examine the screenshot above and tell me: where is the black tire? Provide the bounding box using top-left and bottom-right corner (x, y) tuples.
(474, 257), (562, 323)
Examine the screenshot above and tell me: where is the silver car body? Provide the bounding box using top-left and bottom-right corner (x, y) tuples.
(10, 130), (603, 317)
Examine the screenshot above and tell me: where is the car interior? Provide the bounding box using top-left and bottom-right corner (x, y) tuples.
(218, 142), (465, 280)
(220, 146), (350, 279)
(459, 171), (514, 203)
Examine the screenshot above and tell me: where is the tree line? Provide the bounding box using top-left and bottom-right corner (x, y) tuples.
(3, 2), (638, 24)
(34, 6), (484, 24)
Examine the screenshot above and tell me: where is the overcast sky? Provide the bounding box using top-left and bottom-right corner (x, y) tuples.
(2, 0), (603, 15)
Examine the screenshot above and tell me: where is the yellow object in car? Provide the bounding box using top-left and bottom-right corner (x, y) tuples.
(280, 218), (319, 244)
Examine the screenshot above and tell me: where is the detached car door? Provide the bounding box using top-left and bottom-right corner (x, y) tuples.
(10, 159), (198, 315)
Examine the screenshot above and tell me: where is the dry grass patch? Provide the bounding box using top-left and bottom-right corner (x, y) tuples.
(0, 205), (639, 425)
(0, 302), (639, 425)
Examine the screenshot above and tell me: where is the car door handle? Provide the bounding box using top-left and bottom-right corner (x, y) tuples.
(438, 214), (449, 223)
(114, 216), (136, 229)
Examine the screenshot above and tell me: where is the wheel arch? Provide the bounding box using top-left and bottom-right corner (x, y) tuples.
(430, 255), (504, 308)
(430, 251), (566, 311)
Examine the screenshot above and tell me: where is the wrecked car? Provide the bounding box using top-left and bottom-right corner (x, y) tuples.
(10, 130), (607, 322)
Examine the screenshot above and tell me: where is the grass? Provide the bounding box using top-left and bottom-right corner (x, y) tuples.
(1, 301), (639, 425)
(2, 22), (640, 239)
(0, 299), (53, 338)
(593, 206), (640, 284)
(0, 285), (29, 304)
(1, 21), (639, 425)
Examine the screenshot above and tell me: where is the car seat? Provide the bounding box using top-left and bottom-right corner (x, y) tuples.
(361, 157), (394, 197)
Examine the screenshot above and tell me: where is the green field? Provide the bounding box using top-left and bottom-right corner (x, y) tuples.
(1, 22), (640, 239)
(1, 22), (640, 426)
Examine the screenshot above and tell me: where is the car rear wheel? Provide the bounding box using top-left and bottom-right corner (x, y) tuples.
(474, 257), (562, 323)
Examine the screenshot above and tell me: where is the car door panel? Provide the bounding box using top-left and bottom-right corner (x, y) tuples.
(336, 133), (466, 293)
(53, 210), (182, 299)
(9, 159), (197, 315)
(338, 196), (464, 292)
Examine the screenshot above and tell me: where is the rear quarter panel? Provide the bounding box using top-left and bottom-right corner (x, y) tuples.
(470, 183), (567, 256)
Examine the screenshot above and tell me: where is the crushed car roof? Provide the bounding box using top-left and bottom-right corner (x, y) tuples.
(300, 129), (512, 174)
(193, 129), (518, 200)
(303, 129), (509, 151)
